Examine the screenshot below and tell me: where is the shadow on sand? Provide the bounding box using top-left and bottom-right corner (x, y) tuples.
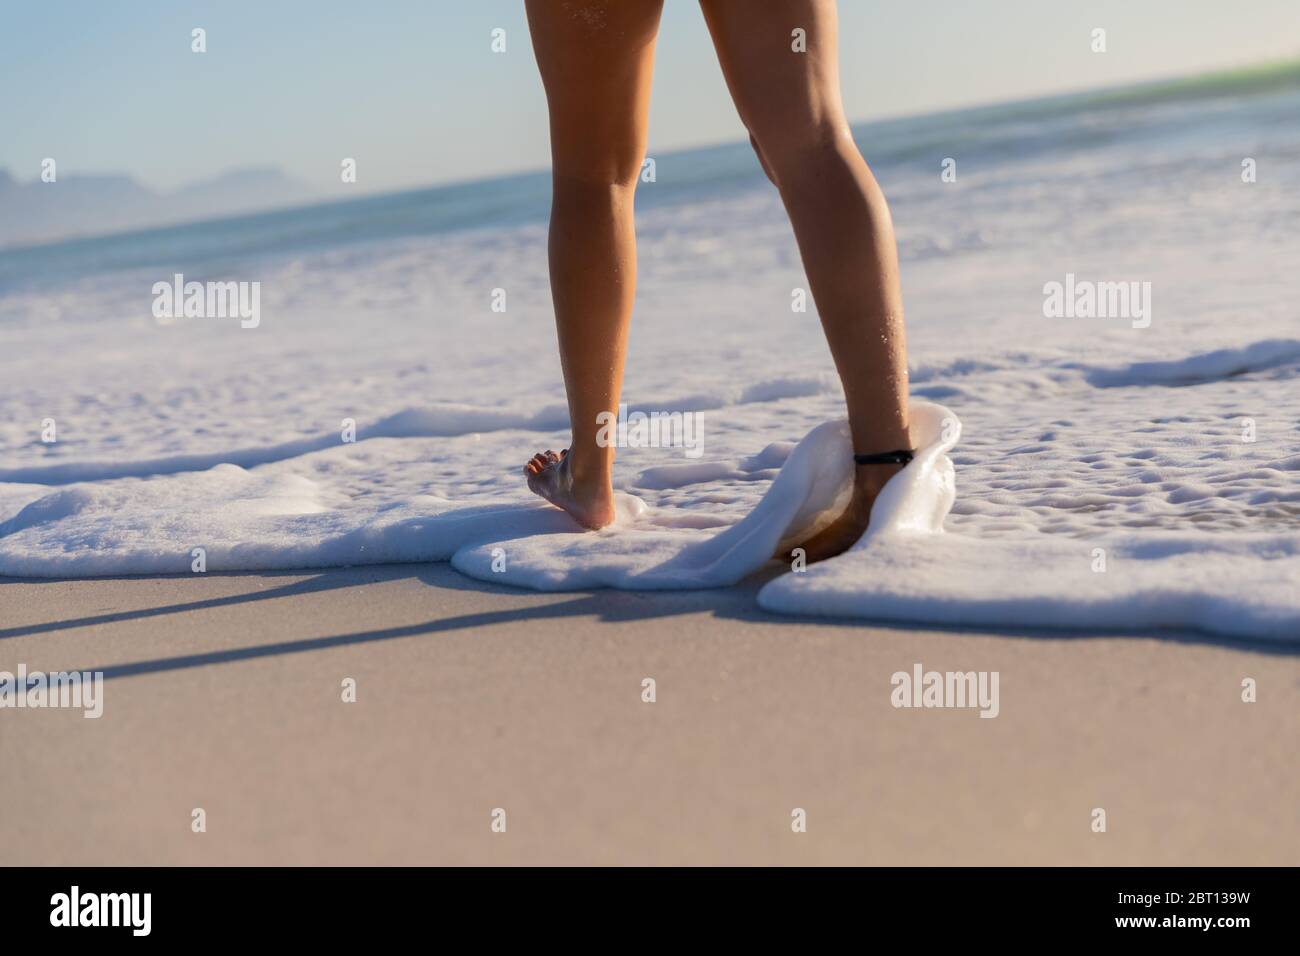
(3, 561), (1296, 682)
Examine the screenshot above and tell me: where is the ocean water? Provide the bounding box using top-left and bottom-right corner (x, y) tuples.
(2, 64), (1298, 641)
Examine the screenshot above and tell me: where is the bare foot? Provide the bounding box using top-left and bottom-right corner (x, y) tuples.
(781, 463), (904, 565)
(523, 448), (617, 530)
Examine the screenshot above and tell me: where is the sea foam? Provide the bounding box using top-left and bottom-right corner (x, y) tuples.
(4, 78), (1300, 643)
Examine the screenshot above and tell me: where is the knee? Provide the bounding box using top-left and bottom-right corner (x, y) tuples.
(551, 170), (640, 210)
(549, 169), (642, 219)
(751, 121), (859, 187)
(748, 133), (778, 186)
(551, 139), (646, 194)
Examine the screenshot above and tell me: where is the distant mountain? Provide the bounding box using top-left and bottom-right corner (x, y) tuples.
(0, 166), (321, 248)
(168, 167), (320, 215)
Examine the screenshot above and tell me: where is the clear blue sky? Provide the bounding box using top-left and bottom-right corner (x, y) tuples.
(1, 0), (1296, 194)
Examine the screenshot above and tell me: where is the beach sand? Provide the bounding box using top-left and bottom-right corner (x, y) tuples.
(2, 563), (1296, 866)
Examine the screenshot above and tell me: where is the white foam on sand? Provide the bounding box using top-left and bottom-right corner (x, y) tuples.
(4, 84), (1300, 643)
(451, 401), (957, 590)
(758, 531), (1300, 643)
(5, 387), (1293, 642)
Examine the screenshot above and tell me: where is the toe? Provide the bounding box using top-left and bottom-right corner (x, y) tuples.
(525, 450), (563, 479)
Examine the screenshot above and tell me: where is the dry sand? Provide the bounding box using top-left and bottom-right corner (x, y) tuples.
(2, 563), (1296, 865)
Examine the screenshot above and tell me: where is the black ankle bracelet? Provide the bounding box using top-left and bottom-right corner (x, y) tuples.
(853, 449), (914, 466)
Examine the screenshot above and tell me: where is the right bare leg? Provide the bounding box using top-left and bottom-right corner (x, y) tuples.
(700, 0), (912, 561)
(522, 0), (664, 529)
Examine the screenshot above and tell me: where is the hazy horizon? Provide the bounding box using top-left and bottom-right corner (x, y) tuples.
(2, 52), (1295, 197)
(5, 51), (1300, 252)
(2, 0), (1298, 197)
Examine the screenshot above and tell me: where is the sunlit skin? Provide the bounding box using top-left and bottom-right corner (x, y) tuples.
(524, 0), (911, 561)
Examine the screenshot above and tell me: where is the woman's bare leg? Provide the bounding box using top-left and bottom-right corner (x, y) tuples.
(700, 0), (911, 560)
(522, 0), (664, 529)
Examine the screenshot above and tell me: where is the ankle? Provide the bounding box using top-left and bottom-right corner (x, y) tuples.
(853, 461), (905, 495)
(564, 446), (613, 491)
